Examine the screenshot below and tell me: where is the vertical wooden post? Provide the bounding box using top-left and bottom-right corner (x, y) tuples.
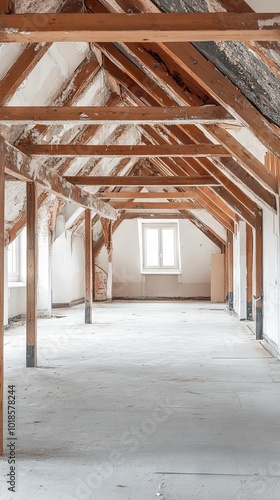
(255, 210), (263, 340)
(0, 137), (5, 454)
(226, 229), (233, 310)
(26, 182), (38, 367)
(85, 209), (93, 324)
(106, 221), (113, 301)
(246, 224), (253, 321)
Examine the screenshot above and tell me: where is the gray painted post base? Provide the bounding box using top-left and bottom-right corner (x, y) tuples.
(26, 345), (36, 368)
(247, 302), (253, 321)
(85, 302), (92, 324)
(228, 291), (233, 311)
(256, 306), (263, 340)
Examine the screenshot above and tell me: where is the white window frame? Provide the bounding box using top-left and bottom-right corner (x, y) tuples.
(139, 219), (181, 275)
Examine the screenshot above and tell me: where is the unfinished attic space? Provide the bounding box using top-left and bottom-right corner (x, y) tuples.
(0, 0), (280, 498)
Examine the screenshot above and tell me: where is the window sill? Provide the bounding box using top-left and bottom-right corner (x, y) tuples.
(8, 282), (26, 289)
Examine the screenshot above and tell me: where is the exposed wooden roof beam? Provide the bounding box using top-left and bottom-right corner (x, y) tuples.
(189, 216), (225, 249)
(22, 144), (231, 158)
(120, 213), (192, 219)
(207, 125), (278, 194)
(100, 45), (278, 200)
(109, 201), (201, 210)
(163, 42), (280, 158)
(1, 137), (117, 220)
(0, 13), (279, 43)
(99, 190), (196, 199)
(0, 44), (51, 106)
(0, 106), (237, 125)
(16, 54), (101, 147)
(96, 0), (280, 158)
(142, 125), (259, 226)
(64, 175), (220, 186)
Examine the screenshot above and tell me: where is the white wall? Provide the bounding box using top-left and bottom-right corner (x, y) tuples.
(52, 231), (85, 305)
(262, 205), (279, 350)
(97, 219), (221, 299)
(7, 229), (26, 321)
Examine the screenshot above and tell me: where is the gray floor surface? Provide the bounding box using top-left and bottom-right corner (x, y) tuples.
(0, 301), (280, 500)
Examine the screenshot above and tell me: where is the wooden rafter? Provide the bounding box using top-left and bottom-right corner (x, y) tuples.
(16, 53), (101, 147)
(90, 0), (280, 159)
(163, 42), (280, 158)
(0, 13), (279, 43)
(0, 106), (237, 125)
(99, 44), (277, 204)
(2, 138), (117, 220)
(0, 44), (51, 106)
(140, 125), (258, 226)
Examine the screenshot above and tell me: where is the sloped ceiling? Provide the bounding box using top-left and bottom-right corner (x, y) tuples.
(1, 0), (279, 251)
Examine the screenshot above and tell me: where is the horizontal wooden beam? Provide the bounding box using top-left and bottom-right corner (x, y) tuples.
(64, 175), (220, 186)
(110, 201), (201, 209)
(0, 105), (237, 125)
(1, 138), (117, 220)
(22, 144), (231, 158)
(0, 13), (279, 43)
(120, 213), (193, 219)
(99, 190), (196, 199)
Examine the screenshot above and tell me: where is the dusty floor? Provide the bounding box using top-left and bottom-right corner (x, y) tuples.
(1, 301), (280, 499)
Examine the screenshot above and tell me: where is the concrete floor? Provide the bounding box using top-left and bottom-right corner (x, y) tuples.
(1, 301), (280, 500)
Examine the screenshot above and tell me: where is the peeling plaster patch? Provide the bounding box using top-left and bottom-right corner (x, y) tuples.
(8, 42), (87, 106)
(16, 0), (66, 13)
(38, 194), (57, 239)
(228, 127), (267, 163)
(76, 69), (110, 106)
(258, 16), (280, 28)
(5, 182), (26, 225)
(205, 0), (226, 12)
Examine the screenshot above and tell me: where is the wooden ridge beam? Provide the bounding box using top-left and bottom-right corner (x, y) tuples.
(2, 138), (117, 220)
(22, 144), (231, 158)
(0, 13), (279, 43)
(110, 201), (201, 209)
(64, 175), (220, 186)
(0, 105), (237, 125)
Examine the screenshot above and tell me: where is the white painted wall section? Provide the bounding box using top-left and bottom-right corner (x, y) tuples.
(97, 219), (221, 299)
(262, 205), (279, 351)
(52, 231), (85, 305)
